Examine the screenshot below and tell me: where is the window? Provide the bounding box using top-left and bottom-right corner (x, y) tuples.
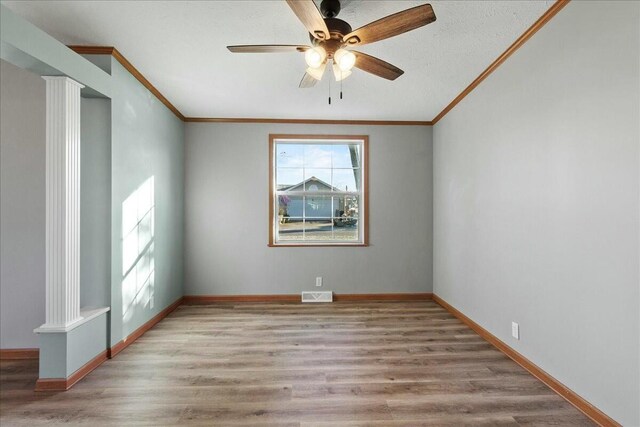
(269, 134), (368, 246)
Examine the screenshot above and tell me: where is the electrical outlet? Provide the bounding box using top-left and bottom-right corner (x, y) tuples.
(316, 277), (323, 287)
(511, 322), (520, 340)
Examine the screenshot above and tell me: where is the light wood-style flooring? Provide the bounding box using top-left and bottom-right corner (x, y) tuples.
(1, 301), (593, 426)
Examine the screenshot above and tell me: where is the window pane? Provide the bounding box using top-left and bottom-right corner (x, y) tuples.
(332, 169), (359, 192)
(333, 195), (359, 220)
(304, 169), (332, 191)
(278, 195), (302, 219)
(277, 218), (303, 241)
(272, 139), (365, 245)
(305, 195), (332, 219)
(304, 219), (333, 241)
(332, 219), (359, 241)
(332, 144), (360, 168)
(277, 168), (303, 190)
(304, 145), (333, 168)
(276, 144), (304, 168)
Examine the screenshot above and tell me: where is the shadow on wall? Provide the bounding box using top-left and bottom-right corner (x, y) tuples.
(121, 177), (155, 327)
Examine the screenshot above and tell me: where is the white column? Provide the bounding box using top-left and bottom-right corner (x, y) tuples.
(42, 76), (84, 329)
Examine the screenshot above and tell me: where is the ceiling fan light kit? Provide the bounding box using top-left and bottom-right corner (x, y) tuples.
(306, 63), (326, 80)
(227, 0), (436, 95)
(332, 62), (351, 82)
(305, 46), (327, 68)
(334, 48), (356, 72)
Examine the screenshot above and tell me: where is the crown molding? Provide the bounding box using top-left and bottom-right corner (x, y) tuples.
(431, 0), (571, 124)
(68, 0), (569, 127)
(68, 45), (430, 125)
(68, 45), (185, 121)
(185, 117), (432, 126)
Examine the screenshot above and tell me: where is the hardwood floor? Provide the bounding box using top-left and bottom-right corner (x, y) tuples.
(1, 301), (593, 426)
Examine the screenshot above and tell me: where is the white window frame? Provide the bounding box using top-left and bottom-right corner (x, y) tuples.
(269, 134), (369, 247)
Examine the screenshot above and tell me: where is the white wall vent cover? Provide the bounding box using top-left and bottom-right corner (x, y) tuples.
(301, 291), (333, 303)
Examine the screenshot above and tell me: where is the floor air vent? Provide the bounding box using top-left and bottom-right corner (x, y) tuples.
(301, 291), (333, 303)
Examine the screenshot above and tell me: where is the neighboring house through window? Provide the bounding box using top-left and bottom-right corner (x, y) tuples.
(269, 134), (368, 246)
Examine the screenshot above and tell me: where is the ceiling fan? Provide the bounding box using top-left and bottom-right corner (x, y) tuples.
(227, 0), (436, 88)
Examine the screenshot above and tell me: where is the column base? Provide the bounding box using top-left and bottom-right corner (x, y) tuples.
(34, 307), (110, 389)
(35, 349), (108, 391)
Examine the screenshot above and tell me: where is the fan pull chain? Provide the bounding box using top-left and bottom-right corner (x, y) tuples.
(340, 75), (343, 100)
(328, 67), (332, 105)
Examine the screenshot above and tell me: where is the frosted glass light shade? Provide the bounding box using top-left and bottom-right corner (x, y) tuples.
(334, 49), (356, 71)
(332, 62), (352, 81)
(306, 63), (327, 80)
(305, 47), (327, 68)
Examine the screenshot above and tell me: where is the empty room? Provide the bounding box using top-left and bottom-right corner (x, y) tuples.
(0, 0), (638, 425)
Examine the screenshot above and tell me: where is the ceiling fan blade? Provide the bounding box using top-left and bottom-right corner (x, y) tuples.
(285, 0), (330, 40)
(299, 72), (318, 88)
(343, 4), (436, 46)
(353, 51), (404, 80)
(227, 45), (310, 53)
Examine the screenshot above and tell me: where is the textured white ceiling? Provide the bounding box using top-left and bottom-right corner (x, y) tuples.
(2, 0), (553, 120)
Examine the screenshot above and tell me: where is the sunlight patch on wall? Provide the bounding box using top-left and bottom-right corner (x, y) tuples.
(121, 176), (155, 323)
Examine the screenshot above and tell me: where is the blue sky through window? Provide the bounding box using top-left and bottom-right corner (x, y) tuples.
(276, 143), (359, 191)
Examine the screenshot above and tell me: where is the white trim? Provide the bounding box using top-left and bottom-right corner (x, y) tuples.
(276, 190), (360, 197)
(34, 307), (110, 334)
(41, 76), (85, 89)
(43, 76), (84, 328)
(274, 138), (360, 144)
(273, 138), (365, 245)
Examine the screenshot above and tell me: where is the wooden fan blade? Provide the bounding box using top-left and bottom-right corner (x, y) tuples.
(343, 4), (436, 46)
(285, 0), (330, 40)
(353, 51), (404, 80)
(227, 45), (310, 53)
(299, 72), (318, 88)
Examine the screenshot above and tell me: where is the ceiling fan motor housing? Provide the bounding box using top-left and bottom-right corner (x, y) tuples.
(320, 0), (341, 18)
(309, 17), (352, 58)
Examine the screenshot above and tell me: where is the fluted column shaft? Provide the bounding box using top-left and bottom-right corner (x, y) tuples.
(43, 76), (84, 328)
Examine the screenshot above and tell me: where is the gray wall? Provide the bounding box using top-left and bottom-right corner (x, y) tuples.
(184, 123), (432, 296)
(433, 2), (639, 425)
(0, 59), (46, 349)
(109, 58), (184, 345)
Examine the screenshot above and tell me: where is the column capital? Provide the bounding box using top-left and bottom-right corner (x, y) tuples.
(42, 75), (85, 89)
